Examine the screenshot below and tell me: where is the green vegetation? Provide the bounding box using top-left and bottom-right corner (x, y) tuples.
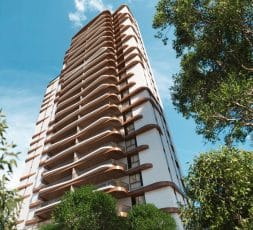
(153, 1), (253, 228)
(153, 0), (253, 144)
(127, 204), (176, 230)
(39, 223), (62, 230)
(181, 147), (253, 229)
(39, 186), (176, 230)
(0, 110), (21, 230)
(53, 185), (120, 230)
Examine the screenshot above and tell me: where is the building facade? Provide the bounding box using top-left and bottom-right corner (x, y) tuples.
(17, 5), (185, 229)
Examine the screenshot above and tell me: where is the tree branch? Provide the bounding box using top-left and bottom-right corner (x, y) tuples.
(211, 113), (253, 127)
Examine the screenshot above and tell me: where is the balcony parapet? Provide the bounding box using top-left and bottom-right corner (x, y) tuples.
(39, 159), (126, 198)
(43, 129), (123, 167)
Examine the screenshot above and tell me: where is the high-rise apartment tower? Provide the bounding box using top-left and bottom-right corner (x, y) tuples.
(17, 5), (185, 229)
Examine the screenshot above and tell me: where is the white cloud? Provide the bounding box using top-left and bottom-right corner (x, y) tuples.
(69, 0), (112, 28)
(75, 0), (85, 12)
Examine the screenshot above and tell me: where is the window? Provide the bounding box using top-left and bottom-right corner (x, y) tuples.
(135, 195), (145, 204)
(129, 173), (142, 190)
(130, 154), (140, 168)
(131, 195), (145, 205)
(175, 160), (180, 169)
(125, 123), (135, 135)
(125, 138), (136, 151)
(171, 144), (175, 153)
(128, 154), (140, 169)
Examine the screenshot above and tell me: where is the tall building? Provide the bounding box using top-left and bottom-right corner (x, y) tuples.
(17, 5), (185, 229)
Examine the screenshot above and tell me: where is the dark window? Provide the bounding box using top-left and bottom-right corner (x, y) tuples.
(130, 154), (140, 168)
(131, 195), (145, 205)
(130, 173), (142, 190)
(125, 139), (136, 151)
(125, 123), (135, 135)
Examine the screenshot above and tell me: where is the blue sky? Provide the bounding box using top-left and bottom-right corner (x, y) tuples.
(0, 0), (250, 187)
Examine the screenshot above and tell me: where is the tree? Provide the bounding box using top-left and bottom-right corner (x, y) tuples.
(0, 110), (21, 229)
(153, 0), (253, 144)
(127, 204), (176, 230)
(39, 223), (62, 230)
(181, 147), (253, 229)
(52, 185), (122, 230)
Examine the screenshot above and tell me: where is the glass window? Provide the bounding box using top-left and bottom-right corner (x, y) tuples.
(131, 195), (146, 206)
(125, 123), (135, 134)
(130, 173), (142, 190)
(135, 195), (145, 204)
(125, 139), (136, 151)
(130, 154), (140, 168)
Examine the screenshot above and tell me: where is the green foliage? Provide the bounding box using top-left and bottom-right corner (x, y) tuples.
(0, 110), (21, 230)
(39, 223), (62, 230)
(53, 185), (121, 230)
(181, 147), (253, 229)
(153, 0), (253, 144)
(127, 204), (176, 230)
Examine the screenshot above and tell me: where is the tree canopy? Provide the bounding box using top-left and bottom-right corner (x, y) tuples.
(127, 204), (176, 230)
(52, 185), (121, 230)
(153, 0), (253, 144)
(40, 186), (177, 230)
(0, 110), (20, 230)
(181, 147), (253, 229)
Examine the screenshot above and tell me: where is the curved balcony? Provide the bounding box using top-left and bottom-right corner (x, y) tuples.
(35, 198), (60, 219)
(69, 21), (113, 59)
(56, 76), (118, 120)
(63, 45), (116, 88)
(58, 66), (117, 110)
(43, 143), (123, 184)
(60, 58), (117, 101)
(62, 48), (116, 93)
(80, 83), (119, 105)
(72, 11), (111, 43)
(64, 28), (114, 74)
(117, 205), (131, 217)
(85, 31), (114, 53)
(49, 104), (121, 144)
(61, 60), (116, 104)
(85, 14), (112, 34)
(84, 35), (114, 60)
(82, 30), (114, 57)
(64, 38), (115, 79)
(71, 21), (113, 52)
(96, 179), (129, 198)
(43, 129), (123, 168)
(45, 116), (122, 156)
(58, 82), (119, 120)
(39, 159), (126, 200)
(74, 23), (113, 53)
(61, 63), (117, 99)
(53, 93), (120, 132)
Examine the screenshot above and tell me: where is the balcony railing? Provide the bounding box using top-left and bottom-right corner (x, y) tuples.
(44, 174), (72, 187)
(40, 197), (61, 208)
(77, 159), (126, 176)
(117, 204), (131, 213)
(96, 179), (129, 191)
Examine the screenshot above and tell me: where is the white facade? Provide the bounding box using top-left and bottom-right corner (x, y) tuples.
(17, 5), (185, 230)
